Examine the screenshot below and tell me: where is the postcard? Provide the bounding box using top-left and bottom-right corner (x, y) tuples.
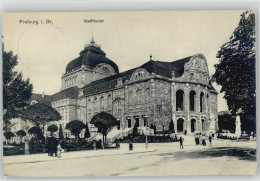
(2, 11), (256, 177)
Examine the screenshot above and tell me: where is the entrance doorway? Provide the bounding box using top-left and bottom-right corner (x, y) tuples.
(191, 119), (196, 132)
(135, 117), (139, 127)
(128, 119), (131, 128)
(177, 118), (184, 132)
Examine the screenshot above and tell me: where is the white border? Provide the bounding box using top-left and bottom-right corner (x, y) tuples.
(0, 0), (259, 181)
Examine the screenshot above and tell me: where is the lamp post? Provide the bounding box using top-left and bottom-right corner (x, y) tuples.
(143, 115), (149, 149)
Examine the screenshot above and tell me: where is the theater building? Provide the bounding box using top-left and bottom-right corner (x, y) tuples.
(51, 38), (218, 137)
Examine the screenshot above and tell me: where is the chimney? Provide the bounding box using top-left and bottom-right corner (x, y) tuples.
(42, 92), (45, 98)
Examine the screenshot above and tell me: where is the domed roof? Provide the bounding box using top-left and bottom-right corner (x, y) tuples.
(65, 37), (119, 73)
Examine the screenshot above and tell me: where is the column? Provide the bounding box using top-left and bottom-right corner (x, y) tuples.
(184, 85), (190, 133)
(173, 114), (177, 133)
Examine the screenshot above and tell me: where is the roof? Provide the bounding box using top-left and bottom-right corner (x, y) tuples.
(30, 94), (52, 105)
(65, 40), (119, 74)
(53, 54), (218, 99)
(83, 68), (136, 95)
(141, 56), (191, 78)
(82, 57), (193, 96)
(52, 86), (79, 100)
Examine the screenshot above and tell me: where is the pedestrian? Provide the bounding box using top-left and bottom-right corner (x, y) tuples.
(116, 140), (120, 149)
(209, 132), (212, 145)
(57, 142), (62, 158)
(202, 134), (206, 146)
(199, 132), (202, 145)
(180, 136), (184, 149)
(46, 137), (51, 156)
(129, 140), (133, 150)
(195, 134), (199, 145)
(174, 134), (177, 142)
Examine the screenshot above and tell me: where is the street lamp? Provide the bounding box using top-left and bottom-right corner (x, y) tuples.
(143, 115), (149, 149)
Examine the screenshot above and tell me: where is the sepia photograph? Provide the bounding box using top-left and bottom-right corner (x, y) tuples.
(2, 10), (256, 177)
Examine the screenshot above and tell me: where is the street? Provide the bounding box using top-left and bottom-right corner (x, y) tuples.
(3, 136), (257, 177)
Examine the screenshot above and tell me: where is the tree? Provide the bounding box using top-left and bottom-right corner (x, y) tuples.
(168, 120), (175, 134)
(65, 120), (85, 141)
(16, 130), (27, 143)
(59, 124), (64, 140)
(21, 103), (61, 137)
(84, 123), (91, 139)
(2, 43), (33, 132)
(218, 111), (236, 132)
(4, 131), (15, 144)
(90, 112), (119, 147)
(47, 124), (58, 136)
(155, 99), (172, 137)
(212, 11), (256, 131)
(28, 126), (43, 139)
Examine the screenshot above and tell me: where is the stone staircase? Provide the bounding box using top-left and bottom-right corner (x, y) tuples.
(106, 129), (122, 145)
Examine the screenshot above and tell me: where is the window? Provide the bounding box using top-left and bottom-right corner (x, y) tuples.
(176, 90), (184, 111)
(94, 97), (97, 108)
(114, 99), (122, 115)
(108, 95), (112, 108)
(129, 91), (133, 105)
(200, 92), (204, 112)
(100, 96), (104, 109)
(190, 91), (196, 111)
(136, 72), (143, 80)
(136, 89), (142, 104)
(145, 88), (150, 103)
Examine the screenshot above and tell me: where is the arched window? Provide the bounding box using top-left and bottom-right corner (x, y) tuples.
(128, 91), (133, 105)
(94, 97), (97, 109)
(114, 99), (122, 115)
(100, 96), (104, 109)
(108, 94), (112, 108)
(136, 89), (142, 104)
(145, 88), (150, 103)
(200, 92), (204, 112)
(190, 91), (196, 111)
(176, 90), (184, 111)
(135, 72), (143, 80)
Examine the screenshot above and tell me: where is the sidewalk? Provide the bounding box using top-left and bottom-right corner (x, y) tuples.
(3, 143), (156, 165)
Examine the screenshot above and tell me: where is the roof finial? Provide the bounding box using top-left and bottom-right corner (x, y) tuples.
(150, 54), (152, 60)
(91, 36), (95, 44)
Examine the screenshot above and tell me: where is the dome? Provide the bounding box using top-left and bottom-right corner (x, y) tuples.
(65, 37), (119, 73)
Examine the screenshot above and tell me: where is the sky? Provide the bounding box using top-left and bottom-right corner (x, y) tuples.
(2, 10), (244, 112)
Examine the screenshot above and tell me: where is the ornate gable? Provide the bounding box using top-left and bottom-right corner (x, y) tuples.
(181, 54), (210, 84)
(130, 68), (150, 82)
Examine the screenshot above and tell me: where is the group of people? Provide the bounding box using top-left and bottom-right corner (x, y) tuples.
(195, 132), (212, 146)
(46, 136), (63, 158)
(179, 132), (213, 149)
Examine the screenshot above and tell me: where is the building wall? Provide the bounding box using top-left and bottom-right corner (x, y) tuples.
(52, 54), (218, 136)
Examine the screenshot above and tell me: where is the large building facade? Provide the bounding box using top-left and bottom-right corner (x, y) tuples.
(51, 38), (218, 137)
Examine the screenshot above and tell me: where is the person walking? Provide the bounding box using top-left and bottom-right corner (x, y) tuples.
(129, 140), (133, 150)
(180, 136), (184, 149)
(195, 134), (199, 145)
(209, 132), (212, 145)
(57, 142), (62, 158)
(116, 140), (120, 149)
(202, 134), (206, 146)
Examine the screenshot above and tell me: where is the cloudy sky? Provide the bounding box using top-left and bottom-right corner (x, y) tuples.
(2, 10), (244, 111)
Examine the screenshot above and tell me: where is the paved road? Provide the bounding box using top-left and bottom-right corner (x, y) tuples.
(3, 137), (257, 177)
